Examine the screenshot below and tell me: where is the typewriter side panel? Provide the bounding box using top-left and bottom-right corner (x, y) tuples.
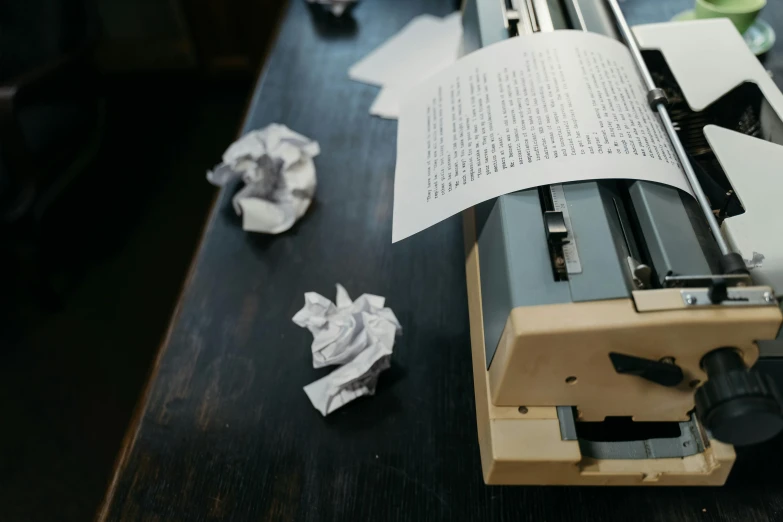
(488, 299), (780, 421)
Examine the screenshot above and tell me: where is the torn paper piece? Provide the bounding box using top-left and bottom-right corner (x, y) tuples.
(303, 341), (392, 416)
(207, 124), (319, 234)
(349, 12), (463, 119)
(306, 0), (356, 16)
(292, 284), (402, 368)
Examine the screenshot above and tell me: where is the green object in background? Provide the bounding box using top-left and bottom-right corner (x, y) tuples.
(694, 0), (766, 34)
(671, 10), (775, 55)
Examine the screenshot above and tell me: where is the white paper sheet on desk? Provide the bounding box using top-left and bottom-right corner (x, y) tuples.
(392, 30), (692, 242)
(349, 13), (463, 119)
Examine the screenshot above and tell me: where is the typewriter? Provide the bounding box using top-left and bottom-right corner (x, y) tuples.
(461, 0), (783, 485)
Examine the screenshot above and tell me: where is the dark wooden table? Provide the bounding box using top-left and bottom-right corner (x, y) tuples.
(98, 1), (783, 520)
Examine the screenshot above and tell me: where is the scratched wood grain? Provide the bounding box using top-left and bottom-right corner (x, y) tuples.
(99, 0), (783, 520)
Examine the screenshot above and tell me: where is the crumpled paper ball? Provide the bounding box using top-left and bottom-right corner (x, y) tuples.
(293, 284), (402, 368)
(207, 124), (320, 234)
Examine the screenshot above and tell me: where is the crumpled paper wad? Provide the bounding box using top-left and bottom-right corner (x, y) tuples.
(293, 284), (402, 415)
(306, 0), (357, 16)
(207, 124), (319, 234)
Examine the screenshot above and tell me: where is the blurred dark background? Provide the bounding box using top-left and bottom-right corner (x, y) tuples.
(0, 0), (285, 520)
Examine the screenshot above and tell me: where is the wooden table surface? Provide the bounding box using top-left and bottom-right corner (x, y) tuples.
(99, 1), (783, 520)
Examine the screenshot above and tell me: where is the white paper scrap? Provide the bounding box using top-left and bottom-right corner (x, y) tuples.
(293, 285), (402, 416)
(369, 87), (403, 120)
(392, 30), (692, 242)
(350, 12), (463, 119)
(207, 124), (319, 234)
(349, 14), (446, 86)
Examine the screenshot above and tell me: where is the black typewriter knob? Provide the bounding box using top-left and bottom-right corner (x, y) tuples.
(695, 348), (783, 446)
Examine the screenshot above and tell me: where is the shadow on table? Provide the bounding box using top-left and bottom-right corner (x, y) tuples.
(320, 361), (406, 430)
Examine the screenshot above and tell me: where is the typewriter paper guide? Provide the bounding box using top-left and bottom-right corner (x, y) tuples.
(392, 30), (691, 243)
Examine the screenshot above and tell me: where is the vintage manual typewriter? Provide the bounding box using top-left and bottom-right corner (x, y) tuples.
(461, 0), (783, 485)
